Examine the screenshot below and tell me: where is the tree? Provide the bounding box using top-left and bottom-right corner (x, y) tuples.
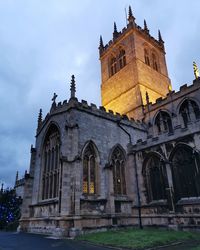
(0, 188), (22, 230)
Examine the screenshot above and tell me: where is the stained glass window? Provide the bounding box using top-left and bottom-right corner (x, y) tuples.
(82, 143), (97, 195)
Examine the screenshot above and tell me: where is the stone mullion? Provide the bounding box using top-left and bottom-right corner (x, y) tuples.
(188, 100), (196, 121)
(42, 175), (45, 200)
(119, 161), (123, 194)
(146, 167), (152, 202)
(88, 156), (91, 194)
(52, 147), (55, 197)
(56, 146), (59, 197)
(165, 163), (175, 212)
(48, 149), (52, 199)
(56, 171), (59, 197)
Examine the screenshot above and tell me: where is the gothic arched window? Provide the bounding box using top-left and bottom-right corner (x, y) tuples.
(111, 146), (126, 195)
(82, 142), (98, 195)
(152, 53), (158, 71)
(110, 57), (117, 76)
(144, 154), (167, 202)
(170, 145), (200, 201)
(155, 111), (173, 134)
(144, 48), (150, 66)
(179, 99), (200, 127)
(119, 49), (126, 69)
(42, 124), (60, 200)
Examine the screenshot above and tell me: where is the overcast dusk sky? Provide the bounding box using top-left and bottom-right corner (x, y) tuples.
(0, 0), (200, 187)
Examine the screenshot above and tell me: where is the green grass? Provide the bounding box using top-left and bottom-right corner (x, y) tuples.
(77, 228), (200, 249)
(191, 247), (200, 250)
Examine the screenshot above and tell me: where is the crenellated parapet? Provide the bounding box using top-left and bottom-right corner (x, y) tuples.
(36, 96), (147, 136)
(99, 5), (165, 57)
(144, 77), (200, 114)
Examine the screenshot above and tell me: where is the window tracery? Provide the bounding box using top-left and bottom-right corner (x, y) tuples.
(152, 53), (158, 71)
(119, 49), (126, 69)
(42, 125), (60, 200)
(109, 48), (126, 77)
(111, 146), (126, 195)
(179, 99), (200, 127)
(155, 111), (173, 134)
(82, 143), (98, 195)
(170, 145), (200, 200)
(110, 57), (117, 76)
(144, 48), (150, 66)
(144, 154), (167, 202)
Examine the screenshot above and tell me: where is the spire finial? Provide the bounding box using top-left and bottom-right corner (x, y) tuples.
(99, 35), (104, 51)
(37, 108), (42, 130)
(193, 61), (199, 79)
(70, 75), (76, 98)
(158, 30), (164, 43)
(128, 5), (133, 18)
(144, 19), (149, 33)
(128, 5), (135, 24)
(15, 171), (19, 184)
(114, 22), (117, 33)
(113, 22), (118, 39)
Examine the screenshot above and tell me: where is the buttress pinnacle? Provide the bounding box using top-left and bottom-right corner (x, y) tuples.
(158, 30), (164, 43)
(70, 75), (76, 98)
(128, 5), (135, 23)
(37, 108), (42, 130)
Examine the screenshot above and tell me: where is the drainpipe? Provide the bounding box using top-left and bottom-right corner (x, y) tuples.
(117, 120), (143, 229)
(117, 121), (132, 144)
(133, 151), (143, 229)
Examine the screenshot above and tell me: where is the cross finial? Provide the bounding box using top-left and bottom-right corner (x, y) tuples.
(52, 93), (58, 103)
(70, 75), (76, 98)
(193, 61), (199, 79)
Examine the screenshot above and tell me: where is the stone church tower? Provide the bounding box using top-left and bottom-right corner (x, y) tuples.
(100, 6), (172, 120)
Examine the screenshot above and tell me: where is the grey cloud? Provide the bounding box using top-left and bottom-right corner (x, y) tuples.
(0, 0), (200, 187)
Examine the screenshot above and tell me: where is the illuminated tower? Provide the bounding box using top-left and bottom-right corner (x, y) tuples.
(99, 6), (171, 120)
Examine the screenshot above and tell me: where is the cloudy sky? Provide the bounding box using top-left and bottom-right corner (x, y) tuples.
(0, 0), (200, 187)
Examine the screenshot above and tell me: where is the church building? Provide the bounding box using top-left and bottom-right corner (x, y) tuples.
(19, 6), (200, 236)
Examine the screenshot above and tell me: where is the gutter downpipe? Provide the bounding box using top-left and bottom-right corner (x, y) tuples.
(117, 120), (143, 229)
(133, 150), (143, 229)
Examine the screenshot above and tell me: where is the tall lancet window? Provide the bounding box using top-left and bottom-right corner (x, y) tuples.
(155, 111), (173, 134)
(82, 142), (98, 194)
(179, 99), (200, 127)
(119, 49), (126, 69)
(144, 48), (150, 66)
(42, 124), (60, 200)
(170, 144), (200, 200)
(110, 56), (117, 76)
(152, 53), (158, 71)
(143, 154), (167, 202)
(111, 146), (126, 195)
